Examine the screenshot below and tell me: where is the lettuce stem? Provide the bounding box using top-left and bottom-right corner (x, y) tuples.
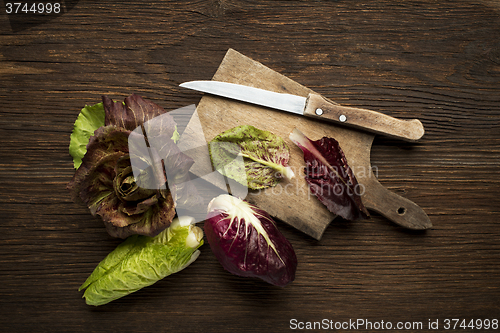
(238, 152), (295, 180)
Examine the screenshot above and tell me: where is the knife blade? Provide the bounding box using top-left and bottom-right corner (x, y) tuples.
(180, 80), (424, 141)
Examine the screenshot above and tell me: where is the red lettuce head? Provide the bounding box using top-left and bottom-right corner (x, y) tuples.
(67, 94), (189, 238)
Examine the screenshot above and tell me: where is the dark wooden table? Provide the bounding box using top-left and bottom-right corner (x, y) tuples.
(1, 1), (499, 332)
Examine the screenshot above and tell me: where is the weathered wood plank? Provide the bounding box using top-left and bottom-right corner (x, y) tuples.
(1, 0), (499, 332)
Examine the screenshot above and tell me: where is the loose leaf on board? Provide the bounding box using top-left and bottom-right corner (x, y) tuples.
(209, 125), (294, 190)
(289, 128), (369, 221)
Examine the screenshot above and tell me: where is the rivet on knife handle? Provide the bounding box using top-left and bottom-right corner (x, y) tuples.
(304, 93), (425, 141)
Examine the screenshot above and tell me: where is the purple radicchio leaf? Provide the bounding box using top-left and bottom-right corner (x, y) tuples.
(67, 125), (176, 239)
(289, 128), (369, 221)
(205, 194), (297, 287)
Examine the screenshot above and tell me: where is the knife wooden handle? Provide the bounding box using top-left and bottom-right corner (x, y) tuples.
(362, 178), (432, 230)
(303, 93), (425, 141)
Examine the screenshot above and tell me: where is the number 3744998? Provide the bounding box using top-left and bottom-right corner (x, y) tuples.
(5, 3), (61, 14)
(443, 319), (498, 330)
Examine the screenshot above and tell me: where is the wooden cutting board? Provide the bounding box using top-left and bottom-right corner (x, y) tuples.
(194, 49), (431, 240)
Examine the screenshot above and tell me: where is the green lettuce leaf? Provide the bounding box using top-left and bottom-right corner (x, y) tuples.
(69, 103), (105, 169)
(209, 125), (294, 190)
(79, 216), (203, 306)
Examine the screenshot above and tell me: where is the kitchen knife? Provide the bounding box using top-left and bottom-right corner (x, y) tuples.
(180, 80), (425, 141)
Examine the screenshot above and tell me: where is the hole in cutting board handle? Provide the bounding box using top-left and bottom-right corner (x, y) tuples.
(397, 207), (406, 215)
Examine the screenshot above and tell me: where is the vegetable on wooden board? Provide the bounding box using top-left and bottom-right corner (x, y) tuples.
(289, 128), (369, 221)
(209, 125), (294, 190)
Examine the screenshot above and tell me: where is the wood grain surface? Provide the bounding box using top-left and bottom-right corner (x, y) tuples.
(1, 1), (499, 332)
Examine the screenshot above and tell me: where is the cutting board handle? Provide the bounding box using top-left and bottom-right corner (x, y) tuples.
(362, 179), (432, 230)
(304, 93), (425, 141)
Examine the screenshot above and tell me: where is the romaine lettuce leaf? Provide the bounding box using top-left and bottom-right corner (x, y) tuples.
(79, 216), (203, 306)
(209, 125), (294, 190)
